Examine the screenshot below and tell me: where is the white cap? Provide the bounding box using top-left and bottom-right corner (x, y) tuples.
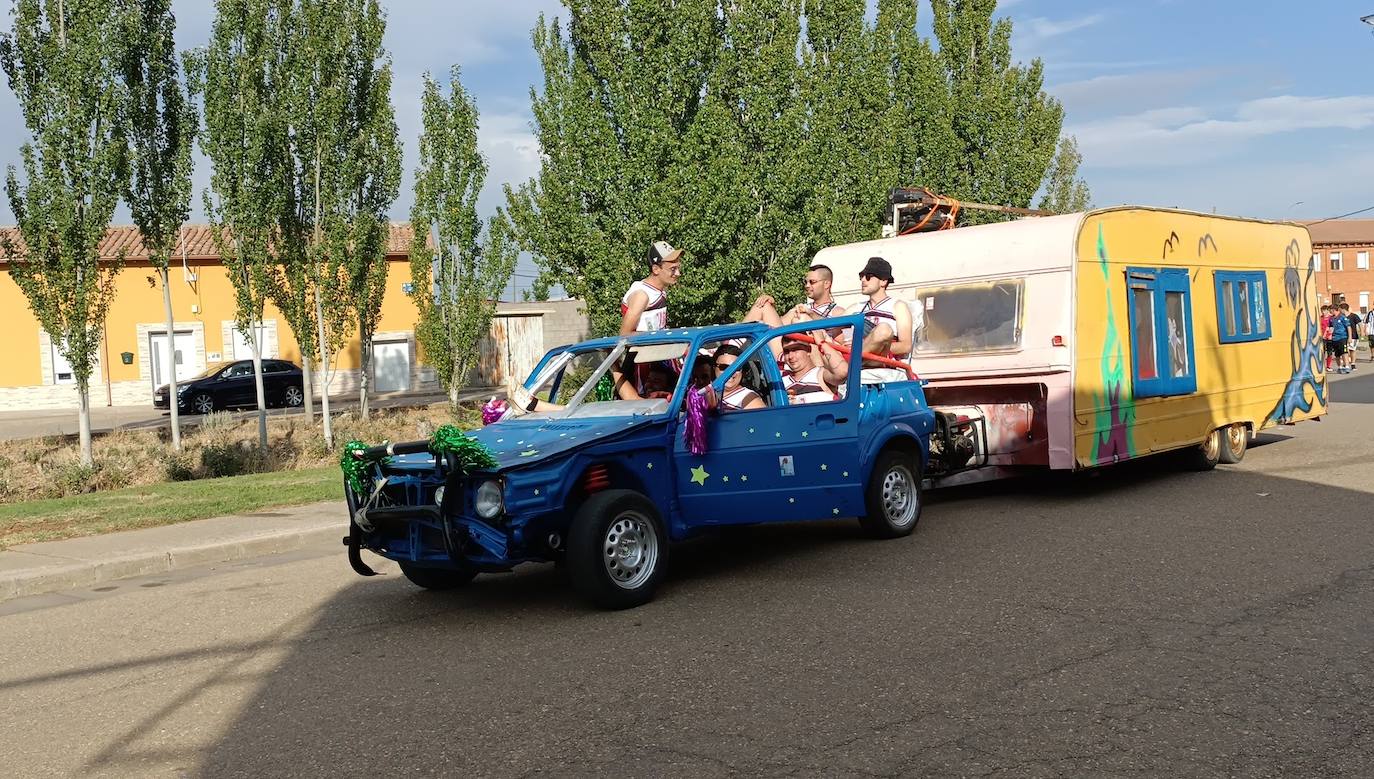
(648, 240), (683, 265)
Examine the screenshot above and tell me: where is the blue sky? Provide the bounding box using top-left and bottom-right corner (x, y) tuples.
(3, 0), (1374, 297)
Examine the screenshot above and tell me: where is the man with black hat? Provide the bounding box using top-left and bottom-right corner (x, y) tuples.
(619, 240), (683, 336)
(855, 257), (912, 378)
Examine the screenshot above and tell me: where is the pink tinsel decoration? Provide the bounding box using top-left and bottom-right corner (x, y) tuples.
(684, 388), (709, 455)
(481, 397), (510, 425)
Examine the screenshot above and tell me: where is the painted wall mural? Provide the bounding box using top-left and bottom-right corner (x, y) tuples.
(1267, 239), (1327, 424)
(1092, 224), (1135, 462)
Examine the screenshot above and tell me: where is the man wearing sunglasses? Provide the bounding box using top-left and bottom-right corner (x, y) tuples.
(619, 240), (683, 336)
(745, 264), (847, 327)
(854, 257), (913, 381)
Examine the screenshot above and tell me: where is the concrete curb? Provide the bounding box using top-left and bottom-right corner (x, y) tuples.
(0, 524), (342, 603)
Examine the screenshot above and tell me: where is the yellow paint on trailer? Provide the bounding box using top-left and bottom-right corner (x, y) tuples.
(1072, 208), (1325, 468)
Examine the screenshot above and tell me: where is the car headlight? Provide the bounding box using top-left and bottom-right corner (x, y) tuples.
(474, 479), (504, 520)
(433, 486), (445, 506)
(177, 384), (193, 394)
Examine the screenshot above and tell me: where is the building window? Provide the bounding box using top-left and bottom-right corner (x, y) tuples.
(1312, 252), (1320, 271)
(1214, 271), (1272, 343)
(1361, 291), (1370, 314)
(1330, 252), (1343, 271)
(1359, 251), (1370, 270)
(1128, 267), (1197, 398)
(51, 342), (76, 385)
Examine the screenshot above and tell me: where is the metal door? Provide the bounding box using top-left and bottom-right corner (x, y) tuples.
(149, 330), (197, 389)
(371, 340), (411, 393)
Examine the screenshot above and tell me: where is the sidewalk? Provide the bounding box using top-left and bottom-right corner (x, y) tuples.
(0, 501), (344, 602)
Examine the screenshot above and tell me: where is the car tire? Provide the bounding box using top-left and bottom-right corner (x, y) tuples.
(283, 385), (305, 408)
(190, 392), (215, 415)
(1218, 423), (1247, 464)
(858, 448), (922, 539)
(398, 561), (477, 590)
(567, 489), (667, 610)
(1182, 428), (1222, 471)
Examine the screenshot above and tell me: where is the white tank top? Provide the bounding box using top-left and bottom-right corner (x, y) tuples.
(720, 385), (760, 411)
(621, 280), (668, 332)
(859, 296), (910, 364)
(807, 300), (839, 319)
(785, 366), (836, 405)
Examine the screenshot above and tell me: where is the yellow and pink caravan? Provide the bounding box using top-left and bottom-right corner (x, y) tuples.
(814, 206), (1326, 485)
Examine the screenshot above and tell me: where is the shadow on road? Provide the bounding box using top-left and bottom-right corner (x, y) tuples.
(48, 443), (1374, 776)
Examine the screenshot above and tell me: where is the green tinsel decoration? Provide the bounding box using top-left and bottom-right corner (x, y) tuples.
(429, 424), (498, 473)
(595, 374), (614, 402)
(340, 440), (373, 495)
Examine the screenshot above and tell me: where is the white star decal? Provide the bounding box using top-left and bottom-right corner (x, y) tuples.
(820, 464), (827, 471)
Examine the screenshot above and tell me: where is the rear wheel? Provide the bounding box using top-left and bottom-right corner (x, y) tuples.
(398, 562), (477, 590)
(1218, 423), (1247, 464)
(283, 385), (305, 408)
(1182, 428), (1222, 471)
(858, 448), (922, 539)
(567, 489), (667, 609)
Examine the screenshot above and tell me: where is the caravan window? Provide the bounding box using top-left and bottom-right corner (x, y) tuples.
(911, 279), (1024, 354)
(1214, 271), (1271, 343)
(1127, 268), (1197, 398)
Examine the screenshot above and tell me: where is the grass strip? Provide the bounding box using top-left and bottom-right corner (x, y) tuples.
(0, 467), (342, 550)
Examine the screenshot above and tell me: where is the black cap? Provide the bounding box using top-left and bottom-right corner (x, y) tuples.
(860, 256), (894, 283)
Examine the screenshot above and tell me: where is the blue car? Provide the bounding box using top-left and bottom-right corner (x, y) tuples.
(343, 315), (937, 609)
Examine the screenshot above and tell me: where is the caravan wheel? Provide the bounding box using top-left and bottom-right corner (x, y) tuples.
(1219, 424), (1247, 464)
(1182, 428), (1222, 472)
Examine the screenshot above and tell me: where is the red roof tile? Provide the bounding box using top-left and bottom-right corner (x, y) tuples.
(1301, 219), (1374, 246)
(1, 222), (418, 262)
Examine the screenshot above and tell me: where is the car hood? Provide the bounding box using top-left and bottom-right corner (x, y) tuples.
(466, 415), (660, 471)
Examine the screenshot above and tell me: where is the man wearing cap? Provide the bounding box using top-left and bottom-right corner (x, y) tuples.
(855, 256), (913, 380)
(619, 240), (683, 336)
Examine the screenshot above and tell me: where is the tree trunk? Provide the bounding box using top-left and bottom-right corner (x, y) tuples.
(250, 326), (268, 451)
(160, 267), (181, 451)
(76, 375), (93, 468)
(300, 356), (314, 421)
(359, 317), (370, 420)
(314, 288), (334, 450)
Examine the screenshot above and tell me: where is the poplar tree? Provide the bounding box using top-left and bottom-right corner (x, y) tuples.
(120, 0), (197, 452)
(508, 1), (1087, 331)
(1, 0), (129, 467)
(1037, 135), (1092, 214)
(409, 68), (516, 408)
(195, 0), (292, 450)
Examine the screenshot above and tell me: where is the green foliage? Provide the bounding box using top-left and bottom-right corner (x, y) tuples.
(507, 0), (1078, 334)
(0, 0), (130, 464)
(120, 0), (196, 273)
(409, 68), (517, 401)
(1037, 135), (1092, 214)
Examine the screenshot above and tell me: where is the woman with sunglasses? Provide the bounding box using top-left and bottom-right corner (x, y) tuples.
(710, 344), (765, 411)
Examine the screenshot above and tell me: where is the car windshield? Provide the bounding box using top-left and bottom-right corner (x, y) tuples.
(192, 362), (230, 380)
(524, 340), (692, 419)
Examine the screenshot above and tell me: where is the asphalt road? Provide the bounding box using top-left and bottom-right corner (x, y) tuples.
(3, 372), (1373, 777)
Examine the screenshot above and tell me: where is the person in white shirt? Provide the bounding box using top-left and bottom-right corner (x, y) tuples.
(779, 336), (846, 404)
(619, 240), (682, 336)
(853, 257), (913, 383)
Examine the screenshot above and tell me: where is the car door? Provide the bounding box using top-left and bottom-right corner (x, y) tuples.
(218, 361), (257, 407)
(672, 317), (866, 526)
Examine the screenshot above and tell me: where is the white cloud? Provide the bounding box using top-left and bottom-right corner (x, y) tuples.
(1017, 13), (1106, 46)
(1069, 94), (1374, 167)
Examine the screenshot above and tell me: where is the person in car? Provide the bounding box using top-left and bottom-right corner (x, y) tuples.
(711, 344), (765, 411)
(780, 336), (845, 404)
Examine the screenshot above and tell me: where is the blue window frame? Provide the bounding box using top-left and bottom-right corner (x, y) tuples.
(1213, 271), (1271, 343)
(1126, 267), (1197, 398)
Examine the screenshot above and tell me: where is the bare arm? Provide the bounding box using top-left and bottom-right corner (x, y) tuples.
(619, 289), (648, 336)
(889, 301), (913, 359)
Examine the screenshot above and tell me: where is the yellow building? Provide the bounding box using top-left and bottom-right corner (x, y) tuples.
(0, 223), (430, 409)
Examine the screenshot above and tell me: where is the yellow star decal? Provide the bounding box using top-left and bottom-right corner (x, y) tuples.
(690, 465), (709, 486)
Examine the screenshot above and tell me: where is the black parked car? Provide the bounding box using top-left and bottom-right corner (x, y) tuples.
(153, 359), (306, 414)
